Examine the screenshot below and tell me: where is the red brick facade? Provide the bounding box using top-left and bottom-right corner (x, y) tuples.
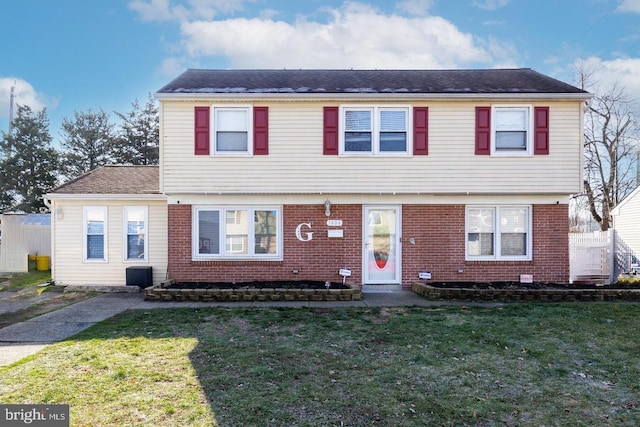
(167, 203), (569, 289)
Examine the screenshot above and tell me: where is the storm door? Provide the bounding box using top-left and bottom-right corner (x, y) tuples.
(363, 206), (401, 284)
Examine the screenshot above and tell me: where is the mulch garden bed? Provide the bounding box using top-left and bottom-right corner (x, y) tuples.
(414, 281), (640, 302)
(166, 281), (349, 290)
(425, 281), (640, 290)
(145, 280), (360, 302)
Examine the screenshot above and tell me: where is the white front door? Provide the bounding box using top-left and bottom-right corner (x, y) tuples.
(363, 206), (401, 284)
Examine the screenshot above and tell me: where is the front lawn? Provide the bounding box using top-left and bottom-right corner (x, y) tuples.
(1, 303), (639, 426)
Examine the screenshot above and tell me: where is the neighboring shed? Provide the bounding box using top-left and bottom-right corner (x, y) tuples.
(612, 185), (640, 264)
(0, 213), (51, 273)
(46, 166), (167, 287)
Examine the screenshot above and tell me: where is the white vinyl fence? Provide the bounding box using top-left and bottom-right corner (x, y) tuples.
(0, 213), (51, 273)
(569, 230), (637, 285)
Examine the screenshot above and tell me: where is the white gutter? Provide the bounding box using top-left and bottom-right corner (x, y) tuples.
(155, 92), (593, 102)
(45, 193), (167, 201)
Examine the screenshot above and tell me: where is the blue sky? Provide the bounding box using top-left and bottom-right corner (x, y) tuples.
(1, 0), (639, 146)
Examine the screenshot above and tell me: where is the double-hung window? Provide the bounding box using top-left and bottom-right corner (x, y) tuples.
(124, 207), (147, 261)
(492, 106), (532, 154)
(83, 207), (107, 261)
(194, 206), (282, 260)
(214, 107), (251, 154)
(341, 106), (409, 155)
(466, 206), (531, 261)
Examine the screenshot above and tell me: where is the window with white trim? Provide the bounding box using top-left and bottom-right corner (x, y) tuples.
(466, 206), (531, 260)
(341, 106), (409, 155)
(193, 207), (282, 259)
(214, 107), (251, 154)
(83, 206), (107, 261)
(124, 207), (147, 261)
(492, 106), (532, 154)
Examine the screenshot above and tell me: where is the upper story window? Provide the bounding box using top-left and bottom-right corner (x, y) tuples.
(494, 107), (527, 150)
(340, 106), (410, 155)
(466, 206), (532, 261)
(124, 207), (147, 261)
(193, 206), (282, 260)
(492, 106), (532, 155)
(83, 206), (107, 262)
(194, 106), (268, 156)
(214, 107), (251, 154)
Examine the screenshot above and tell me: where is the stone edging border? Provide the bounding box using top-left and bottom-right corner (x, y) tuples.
(144, 281), (362, 302)
(412, 282), (640, 302)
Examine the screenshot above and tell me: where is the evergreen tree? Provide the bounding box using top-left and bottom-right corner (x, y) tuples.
(60, 108), (115, 179)
(113, 94), (159, 165)
(0, 105), (59, 212)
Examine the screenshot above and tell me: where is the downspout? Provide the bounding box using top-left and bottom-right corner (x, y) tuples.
(42, 196), (55, 284)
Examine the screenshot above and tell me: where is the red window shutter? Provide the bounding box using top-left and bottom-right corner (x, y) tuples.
(194, 106), (210, 155)
(323, 106), (339, 155)
(475, 107), (491, 155)
(413, 107), (429, 155)
(534, 106), (549, 155)
(253, 106), (269, 155)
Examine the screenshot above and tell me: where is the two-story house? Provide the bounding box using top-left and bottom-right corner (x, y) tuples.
(47, 69), (590, 290)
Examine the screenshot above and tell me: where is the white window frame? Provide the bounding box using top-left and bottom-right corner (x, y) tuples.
(83, 206), (108, 262)
(123, 206), (148, 262)
(192, 206), (283, 260)
(491, 105), (533, 156)
(212, 105), (253, 156)
(339, 105), (411, 156)
(465, 205), (532, 261)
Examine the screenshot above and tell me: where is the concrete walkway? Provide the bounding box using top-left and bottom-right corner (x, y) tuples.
(0, 291), (491, 366)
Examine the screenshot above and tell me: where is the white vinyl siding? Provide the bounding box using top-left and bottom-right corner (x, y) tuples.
(612, 188), (640, 260)
(52, 200), (167, 287)
(160, 100), (583, 195)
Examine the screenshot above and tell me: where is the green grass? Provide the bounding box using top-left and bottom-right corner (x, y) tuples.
(0, 260), (51, 291)
(1, 304), (640, 426)
(0, 262), (96, 328)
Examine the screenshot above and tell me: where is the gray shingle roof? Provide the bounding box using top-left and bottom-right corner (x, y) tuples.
(50, 166), (159, 195)
(156, 68), (588, 95)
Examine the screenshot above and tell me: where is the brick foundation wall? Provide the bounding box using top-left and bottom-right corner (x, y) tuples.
(168, 203), (570, 287)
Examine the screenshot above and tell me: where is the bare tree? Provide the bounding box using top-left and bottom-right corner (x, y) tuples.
(576, 64), (640, 231)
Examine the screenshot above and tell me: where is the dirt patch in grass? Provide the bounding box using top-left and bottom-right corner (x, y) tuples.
(0, 291), (96, 329)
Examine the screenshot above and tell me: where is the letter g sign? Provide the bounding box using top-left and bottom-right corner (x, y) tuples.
(295, 222), (313, 242)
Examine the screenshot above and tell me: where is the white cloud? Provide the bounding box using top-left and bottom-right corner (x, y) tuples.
(395, 0), (433, 16)
(617, 0), (640, 13)
(176, 2), (516, 69)
(472, 0), (509, 11)
(129, 0), (245, 22)
(0, 78), (49, 119)
(572, 57), (640, 105)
